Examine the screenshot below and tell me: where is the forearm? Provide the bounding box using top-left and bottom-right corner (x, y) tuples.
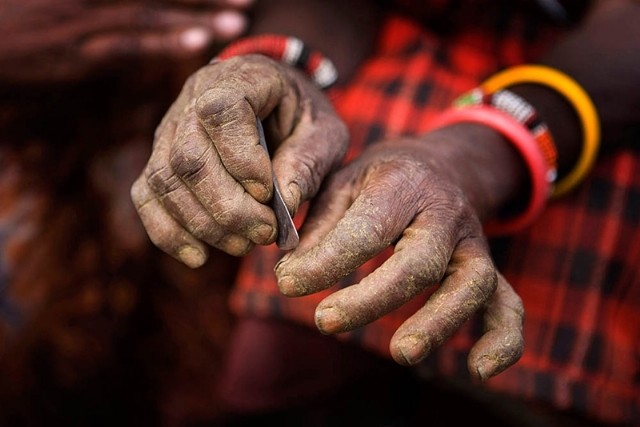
(511, 0), (640, 176)
(246, 0), (385, 84)
(441, 0), (640, 221)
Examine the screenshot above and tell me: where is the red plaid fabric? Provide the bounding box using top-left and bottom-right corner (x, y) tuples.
(229, 9), (640, 426)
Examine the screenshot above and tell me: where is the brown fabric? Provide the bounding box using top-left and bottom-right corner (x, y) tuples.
(0, 73), (240, 426)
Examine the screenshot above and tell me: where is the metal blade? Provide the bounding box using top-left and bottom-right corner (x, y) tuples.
(256, 118), (299, 250)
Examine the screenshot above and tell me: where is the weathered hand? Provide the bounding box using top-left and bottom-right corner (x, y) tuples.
(275, 134), (524, 380)
(131, 54), (348, 266)
(0, 0), (253, 83)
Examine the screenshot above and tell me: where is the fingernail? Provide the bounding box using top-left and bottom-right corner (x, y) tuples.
(396, 335), (429, 365)
(275, 252), (292, 271)
(475, 357), (497, 382)
(179, 27), (211, 51)
(221, 234), (252, 256)
(251, 223), (275, 242)
(212, 11), (247, 38)
(315, 307), (345, 334)
(243, 180), (270, 203)
(178, 245), (206, 268)
(286, 182), (301, 208)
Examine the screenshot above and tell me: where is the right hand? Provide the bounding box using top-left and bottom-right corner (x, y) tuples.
(0, 0), (253, 84)
(274, 132), (525, 379)
(131, 54), (349, 267)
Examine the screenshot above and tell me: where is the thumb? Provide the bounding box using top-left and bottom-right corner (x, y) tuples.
(272, 107), (349, 215)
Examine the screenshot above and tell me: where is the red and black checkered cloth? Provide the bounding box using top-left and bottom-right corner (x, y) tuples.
(229, 10), (640, 426)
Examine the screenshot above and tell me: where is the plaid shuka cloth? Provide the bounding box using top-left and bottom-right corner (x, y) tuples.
(229, 10), (640, 426)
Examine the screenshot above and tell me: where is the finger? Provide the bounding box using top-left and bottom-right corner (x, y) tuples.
(131, 175), (209, 268)
(467, 273), (524, 381)
(271, 96), (349, 212)
(195, 56), (299, 202)
(84, 5), (248, 47)
(80, 19), (244, 64)
(147, 9), (248, 40)
(169, 104), (277, 247)
(389, 236), (497, 366)
(292, 166), (359, 252)
(275, 165), (423, 297)
(313, 214), (460, 334)
(147, 115), (228, 251)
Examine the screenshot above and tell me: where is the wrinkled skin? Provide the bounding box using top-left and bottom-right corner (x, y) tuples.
(132, 57), (524, 380)
(275, 138), (525, 380)
(0, 0), (253, 83)
(131, 55), (349, 266)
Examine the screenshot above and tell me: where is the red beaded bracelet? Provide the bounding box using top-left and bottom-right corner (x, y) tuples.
(215, 34), (338, 90)
(454, 87), (558, 185)
(426, 105), (551, 236)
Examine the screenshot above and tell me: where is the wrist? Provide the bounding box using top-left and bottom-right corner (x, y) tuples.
(426, 105), (552, 235)
(246, 0), (382, 84)
(480, 65), (600, 198)
(413, 124), (528, 222)
(215, 34), (338, 90)
(507, 84), (581, 179)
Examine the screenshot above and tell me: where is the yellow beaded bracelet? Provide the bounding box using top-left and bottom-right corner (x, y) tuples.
(481, 65), (600, 198)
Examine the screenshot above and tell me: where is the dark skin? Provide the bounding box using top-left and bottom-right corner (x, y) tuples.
(0, 2), (262, 423)
(0, 0), (253, 84)
(131, 0), (640, 379)
(248, 0), (384, 84)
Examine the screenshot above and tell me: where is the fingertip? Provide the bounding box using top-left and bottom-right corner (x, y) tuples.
(219, 234), (253, 256)
(467, 332), (524, 381)
(243, 180), (271, 204)
(179, 27), (212, 52)
(277, 275), (307, 297)
(314, 307), (345, 334)
(470, 355), (499, 382)
(390, 335), (431, 366)
(178, 245), (208, 268)
(249, 222), (276, 244)
(211, 10), (248, 39)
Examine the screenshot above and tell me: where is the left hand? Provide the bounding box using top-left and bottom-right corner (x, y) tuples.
(274, 134), (525, 380)
(130, 54), (349, 265)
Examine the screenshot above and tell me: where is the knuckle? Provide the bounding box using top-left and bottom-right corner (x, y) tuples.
(414, 250), (449, 284)
(145, 161), (181, 195)
(209, 197), (240, 227)
(195, 87), (244, 126)
(466, 257), (498, 299)
(293, 153), (326, 199)
(331, 123), (350, 157)
(362, 211), (396, 248)
(169, 135), (211, 182)
(185, 211), (217, 238)
(185, 69), (207, 94)
(509, 292), (525, 319)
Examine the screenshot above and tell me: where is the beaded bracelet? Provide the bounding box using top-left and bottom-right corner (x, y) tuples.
(481, 65), (600, 198)
(426, 106), (551, 236)
(215, 34), (338, 90)
(454, 87), (558, 185)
